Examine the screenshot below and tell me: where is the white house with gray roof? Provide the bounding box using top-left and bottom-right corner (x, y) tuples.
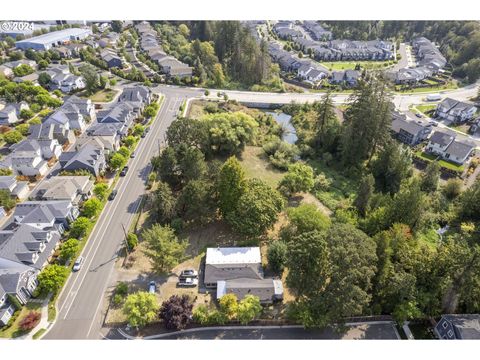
(0, 102), (29, 126)
(391, 111), (432, 146)
(436, 98), (477, 124)
(0, 258), (38, 325)
(426, 130), (475, 165)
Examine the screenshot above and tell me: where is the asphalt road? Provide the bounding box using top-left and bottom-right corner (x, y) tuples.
(43, 87), (198, 339)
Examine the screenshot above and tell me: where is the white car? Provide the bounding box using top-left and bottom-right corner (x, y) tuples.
(177, 278), (198, 287)
(73, 256), (84, 272)
(180, 269), (198, 278)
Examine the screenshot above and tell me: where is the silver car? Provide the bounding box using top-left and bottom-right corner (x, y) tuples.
(73, 256), (84, 272)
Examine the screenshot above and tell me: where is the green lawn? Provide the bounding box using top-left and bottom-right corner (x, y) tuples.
(319, 60), (393, 71)
(395, 81), (458, 94)
(32, 328), (47, 340)
(86, 88), (119, 102)
(415, 104), (437, 116)
(0, 302), (42, 338)
(239, 146), (285, 188)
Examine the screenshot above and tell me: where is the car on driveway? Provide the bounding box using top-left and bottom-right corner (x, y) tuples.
(177, 277), (198, 287)
(120, 166), (129, 176)
(73, 256), (84, 272)
(180, 269), (198, 278)
(148, 281), (156, 294)
(108, 189), (118, 201)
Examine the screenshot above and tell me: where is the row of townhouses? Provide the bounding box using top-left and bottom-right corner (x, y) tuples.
(387, 37), (447, 84)
(136, 22), (193, 78)
(0, 85), (153, 325)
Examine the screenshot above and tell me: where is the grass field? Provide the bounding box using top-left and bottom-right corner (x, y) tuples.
(238, 146), (285, 188)
(395, 81), (458, 94)
(320, 61), (393, 71)
(86, 88), (118, 102)
(415, 104), (437, 116)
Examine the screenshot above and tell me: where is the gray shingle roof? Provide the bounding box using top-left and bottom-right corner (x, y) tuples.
(429, 131), (455, 147)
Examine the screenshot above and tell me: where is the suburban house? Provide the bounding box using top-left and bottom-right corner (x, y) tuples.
(435, 314), (480, 340)
(0, 258), (38, 326)
(100, 49), (123, 69)
(0, 175), (29, 200)
(330, 70), (360, 87)
(389, 37), (447, 85)
(297, 63), (328, 83)
(13, 73), (40, 85)
(31, 176), (93, 205)
(11, 138), (62, 162)
(435, 98), (477, 124)
(0, 102), (29, 126)
(28, 122), (76, 146)
(44, 103), (87, 132)
(302, 21), (332, 41)
(85, 122), (122, 147)
(156, 56), (193, 78)
(118, 85), (152, 105)
(391, 111), (433, 146)
(97, 102), (136, 136)
(12, 200), (79, 233)
(63, 95), (96, 122)
(0, 140), (50, 177)
(59, 142), (106, 177)
(204, 247), (284, 305)
(0, 223), (61, 270)
(426, 130), (475, 165)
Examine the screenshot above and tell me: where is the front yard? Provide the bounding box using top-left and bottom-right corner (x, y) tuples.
(81, 88), (119, 103)
(0, 301), (42, 338)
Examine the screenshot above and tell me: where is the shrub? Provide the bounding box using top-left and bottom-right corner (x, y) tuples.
(126, 233), (138, 250)
(19, 311), (41, 331)
(115, 282), (128, 296)
(113, 294), (124, 307)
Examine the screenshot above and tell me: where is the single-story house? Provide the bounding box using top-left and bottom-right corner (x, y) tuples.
(204, 247), (264, 289)
(217, 278), (284, 304)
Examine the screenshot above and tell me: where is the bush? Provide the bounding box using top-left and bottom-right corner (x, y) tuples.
(113, 294), (124, 307)
(69, 217), (91, 239)
(126, 233), (138, 250)
(3, 130), (23, 144)
(19, 311), (41, 331)
(267, 240), (288, 274)
(93, 183), (109, 201)
(81, 198), (102, 218)
(115, 282), (128, 296)
(262, 138), (299, 170)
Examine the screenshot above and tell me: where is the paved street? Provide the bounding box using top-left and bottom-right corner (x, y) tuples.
(108, 322), (400, 340)
(43, 87), (198, 339)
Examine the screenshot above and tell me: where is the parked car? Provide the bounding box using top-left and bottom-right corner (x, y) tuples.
(130, 151), (136, 158)
(180, 269), (198, 278)
(120, 166), (129, 176)
(145, 127), (150, 134)
(148, 281), (156, 294)
(108, 189), (118, 200)
(426, 93), (442, 101)
(415, 113), (423, 118)
(73, 256), (84, 272)
(177, 278), (198, 287)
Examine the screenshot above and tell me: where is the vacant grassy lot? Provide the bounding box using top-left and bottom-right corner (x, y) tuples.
(85, 88), (119, 103)
(239, 146), (285, 188)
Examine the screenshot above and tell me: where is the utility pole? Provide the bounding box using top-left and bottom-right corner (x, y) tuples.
(121, 223), (129, 268)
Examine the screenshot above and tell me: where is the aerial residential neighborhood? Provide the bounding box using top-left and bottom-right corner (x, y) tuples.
(0, 8), (480, 357)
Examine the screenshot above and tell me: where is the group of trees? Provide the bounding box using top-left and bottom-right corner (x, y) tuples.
(155, 22), (282, 90)
(277, 75), (480, 326)
(193, 293), (262, 325)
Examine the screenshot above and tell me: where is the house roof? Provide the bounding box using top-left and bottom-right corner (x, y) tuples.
(445, 140), (475, 160)
(436, 314), (480, 339)
(216, 278), (283, 302)
(0, 224), (61, 270)
(206, 247), (261, 265)
(32, 176), (93, 202)
(0, 257), (37, 300)
(13, 200), (74, 224)
(429, 131), (455, 147)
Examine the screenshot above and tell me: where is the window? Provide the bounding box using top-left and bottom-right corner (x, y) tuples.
(447, 330), (454, 338)
(442, 321), (448, 329)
